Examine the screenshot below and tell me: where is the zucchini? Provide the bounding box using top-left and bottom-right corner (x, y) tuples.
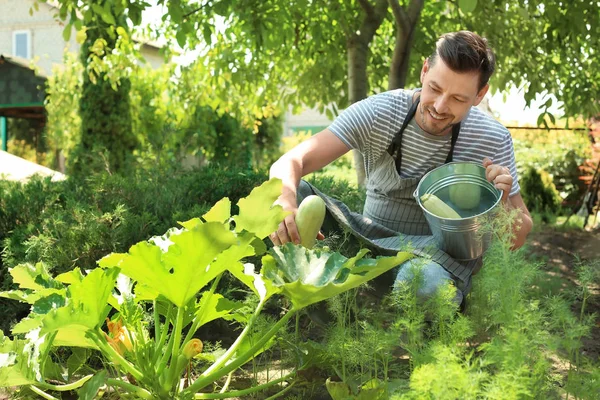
(295, 195), (326, 248)
(420, 193), (462, 219)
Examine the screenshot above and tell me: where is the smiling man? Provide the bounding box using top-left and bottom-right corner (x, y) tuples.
(268, 31), (533, 306)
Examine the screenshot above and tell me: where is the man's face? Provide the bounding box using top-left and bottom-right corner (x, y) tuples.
(417, 57), (489, 136)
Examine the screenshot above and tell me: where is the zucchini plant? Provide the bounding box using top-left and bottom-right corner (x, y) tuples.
(0, 178), (412, 399)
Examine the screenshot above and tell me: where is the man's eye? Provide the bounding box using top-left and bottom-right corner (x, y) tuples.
(454, 98), (466, 103)
(430, 86), (440, 92)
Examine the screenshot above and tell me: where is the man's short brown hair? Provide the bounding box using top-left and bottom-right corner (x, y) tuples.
(428, 31), (496, 91)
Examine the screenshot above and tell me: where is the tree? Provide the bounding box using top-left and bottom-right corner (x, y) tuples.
(37, 0), (145, 174)
(185, 0), (599, 185)
(38, 0), (600, 183)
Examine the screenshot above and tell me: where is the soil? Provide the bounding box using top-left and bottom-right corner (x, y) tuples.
(526, 226), (600, 361)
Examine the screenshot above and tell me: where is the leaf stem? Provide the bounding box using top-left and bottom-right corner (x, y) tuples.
(35, 374), (93, 391)
(156, 314), (177, 376)
(30, 386), (58, 400)
(164, 306), (185, 391)
(183, 274), (223, 346)
(154, 299), (160, 342)
(90, 330), (144, 383)
(107, 378), (154, 399)
(201, 297), (267, 376)
(153, 303), (173, 365)
(193, 371), (295, 399)
(182, 307), (297, 396)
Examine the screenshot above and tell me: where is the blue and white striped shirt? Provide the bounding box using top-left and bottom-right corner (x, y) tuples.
(329, 89), (520, 197)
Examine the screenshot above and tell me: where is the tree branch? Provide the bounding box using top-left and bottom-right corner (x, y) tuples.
(183, 3), (209, 20)
(357, 0), (375, 17)
(388, 0), (409, 28)
(407, 0), (424, 25)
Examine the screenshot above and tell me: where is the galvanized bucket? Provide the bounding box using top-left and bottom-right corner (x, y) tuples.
(414, 162), (502, 261)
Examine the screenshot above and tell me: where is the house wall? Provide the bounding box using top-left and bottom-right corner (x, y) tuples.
(0, 0), (165, 75)
(283, 106), (333, 137)
(0, 0), (79, 75)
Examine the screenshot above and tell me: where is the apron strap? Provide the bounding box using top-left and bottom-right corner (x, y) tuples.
(387, 94), (461, 174)
(445, 122), (461, 163)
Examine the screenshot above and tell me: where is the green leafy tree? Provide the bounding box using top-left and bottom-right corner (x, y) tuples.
(170, 0), (600, 185)
(38, 1), (600, 182)
(73, 7), (137, 175)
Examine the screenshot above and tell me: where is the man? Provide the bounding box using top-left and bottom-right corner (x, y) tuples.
(268, 31), (533, 304)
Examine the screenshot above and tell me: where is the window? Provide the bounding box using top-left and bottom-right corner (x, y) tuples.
(13, 30), (31, 59)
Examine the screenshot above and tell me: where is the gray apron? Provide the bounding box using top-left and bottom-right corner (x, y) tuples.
(298, 96), (481, 294)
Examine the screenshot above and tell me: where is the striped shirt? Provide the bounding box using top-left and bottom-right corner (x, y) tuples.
(329, 89), (521, 197)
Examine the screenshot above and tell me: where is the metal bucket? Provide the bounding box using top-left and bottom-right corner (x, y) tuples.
(414, 162), (502, 260)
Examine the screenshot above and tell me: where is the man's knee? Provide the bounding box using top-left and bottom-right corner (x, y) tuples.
(394, 258), (463, 305)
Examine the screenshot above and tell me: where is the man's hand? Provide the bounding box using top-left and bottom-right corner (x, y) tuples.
(269, 197), (324, 246)
(483, 157), (512, 202)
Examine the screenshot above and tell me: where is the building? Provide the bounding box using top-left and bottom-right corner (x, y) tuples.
(0, 0), (164, 76)
(0, 0), (166, 176)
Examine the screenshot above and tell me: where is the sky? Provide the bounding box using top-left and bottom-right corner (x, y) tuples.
(488, 88), (563, 126)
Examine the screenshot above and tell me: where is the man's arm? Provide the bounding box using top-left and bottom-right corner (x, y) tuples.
(482, 157), (533, 250)
(504, 193), (533, 250)
(269, 129), (350, 245)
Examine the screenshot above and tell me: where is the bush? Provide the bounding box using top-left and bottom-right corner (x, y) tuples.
(0, 166), (270, 334)
(520, 166), (562, 221)
(512, 127), (591, 209)
(0, 165), (365, 334)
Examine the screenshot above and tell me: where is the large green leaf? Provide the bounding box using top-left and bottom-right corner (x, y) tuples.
(211, 230), (276, 300)
(0, 288), (64, 305)
(55, 268), (85, 285)
(232, 178), (290, 239)
(77, 370), (107, 400)
(262, 244), (413, 309)
(9, 263), (62, 291)
(228, 260), (280, 302)
(0, 329), (47, 387)
(202, 197), (232, 224)
(195, 292), (243, 328)
(116, 222), (237, 307)
(11, 293), (66, 334)
(39, 268), (120, 347)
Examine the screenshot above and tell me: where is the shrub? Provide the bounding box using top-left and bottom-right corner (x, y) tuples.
(512, 127), (591, 209)
(520, 166), (562, 221)
(0, 166), (270, 334)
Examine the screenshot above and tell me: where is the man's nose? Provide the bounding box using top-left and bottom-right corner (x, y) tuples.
(433, 96), (450, 115)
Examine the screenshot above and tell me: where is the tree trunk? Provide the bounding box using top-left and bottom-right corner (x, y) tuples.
(348, 0), (389, 188)
(347, 37), (370, 188)
(388, 0), (424, 90)
(388, 25), (417, 90)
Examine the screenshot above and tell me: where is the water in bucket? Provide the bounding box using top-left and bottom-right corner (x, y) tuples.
(433, 182), (500, 219)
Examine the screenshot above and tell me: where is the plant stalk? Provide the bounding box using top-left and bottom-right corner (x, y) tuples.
(153, 303), (173, 365)
(193, 371), (295, 399)
(201, 296), (268, 377)
(35, 374), (93, 391)
(91, 330), (144, 383)
(30, 386), (58, 400)
(107, 378), (154, 399)
(165, 306), (185, 391)
(182, 307), (297, 396)
(183, 274), (223, 346)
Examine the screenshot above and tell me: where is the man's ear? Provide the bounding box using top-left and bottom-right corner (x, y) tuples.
(420, 59), (429, 83)
(473, 83), (489, 106)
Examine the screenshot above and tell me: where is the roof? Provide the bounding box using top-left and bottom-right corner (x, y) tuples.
(0, 54), (48, 79)
(0, 150), (66, 182)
